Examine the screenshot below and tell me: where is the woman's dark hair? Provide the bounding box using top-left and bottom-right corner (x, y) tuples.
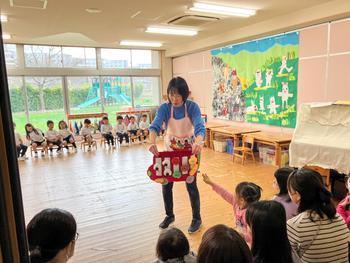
(58, 120), (68, 129)
(246, 201), (293, 263)
(25, 123), (39, 140)
(197, 224), (252, 263)
(117, 115), (123, 120)
(46, 120), (54, 126)
(274, 167), (294, 199)
(156, 227), (189, 261)
(167, 77), (190, 102)
(287, 168), (335, 220)
(83, 119), (91, 124)
(27, 208), (77, 263)
(235, 182), (262, 204)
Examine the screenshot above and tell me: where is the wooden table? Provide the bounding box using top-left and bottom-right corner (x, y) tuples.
(205, 122), (229, 148)
(210, 126), (260, 149)
(246, 131), (292, 167)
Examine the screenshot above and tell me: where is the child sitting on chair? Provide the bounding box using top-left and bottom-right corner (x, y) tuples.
(80, 119), (94, 151)
(58, 120), (77, 153)
(336, 175), (350, 229)
(115, 116), (129, 146)
(14, 122), (28, 161)
(25, 123), (47, 158)
(45, 120), (64, 156)
(139, 114), (150, 142)
(127, 116), (141, 142)
(101, 116), (115, 148)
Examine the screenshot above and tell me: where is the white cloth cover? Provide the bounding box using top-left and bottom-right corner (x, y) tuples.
(289, 103), (350, 174)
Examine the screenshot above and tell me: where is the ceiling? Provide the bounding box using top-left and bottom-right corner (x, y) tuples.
(0, 0), (341, 55)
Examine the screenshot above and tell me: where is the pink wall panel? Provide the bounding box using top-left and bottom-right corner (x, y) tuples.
(330, 19), (350, 53)
(297, 57), (327, 104)
(188, 52), (204, 71)
(173, 56), (188, 75)
(299, 24), (328, 57)
(327, 54), (350, 101)
(202, 51), (212, 70)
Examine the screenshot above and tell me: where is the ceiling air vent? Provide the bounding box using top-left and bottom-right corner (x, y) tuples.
(168, 15), (219, 27)
(9, 0), (48, 9)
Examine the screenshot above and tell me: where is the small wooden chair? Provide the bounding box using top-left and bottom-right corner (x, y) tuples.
(30, 145), (48, 157)
(233, 135), (255, 165)
(80, 140), (97, 152)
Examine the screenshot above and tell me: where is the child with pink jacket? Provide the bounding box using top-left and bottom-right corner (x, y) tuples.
(202, 173), (262, 247)
(336, 176), (350, 229)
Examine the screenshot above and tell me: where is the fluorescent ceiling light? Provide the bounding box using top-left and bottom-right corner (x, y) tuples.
(120, 40), (162, 47)
(2, 34), (11, 40)
(190, 2), (256, 17)
(146, 26), (198, 36)
(0, 15), (8, 22)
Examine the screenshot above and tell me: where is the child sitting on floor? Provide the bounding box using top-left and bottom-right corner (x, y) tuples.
(14, 122), (28, 160)
(139, 114), (150, 142)
(336, 175), (350, 229)
(45, 120), (64, 156)
(58, 120), (77, 153)
(127, 116), (141, 143)
(80, 119), (94, 151)
(153, 227), (196, 263)
(25, 123), (47, 158)
(202, 173), (261, 246)
(272, 167), (298, 220)
(115, 116), (129, 146)
(100, 116), (115, 148)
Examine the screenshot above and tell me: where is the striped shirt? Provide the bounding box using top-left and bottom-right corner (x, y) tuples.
(287, 211), (349, 263)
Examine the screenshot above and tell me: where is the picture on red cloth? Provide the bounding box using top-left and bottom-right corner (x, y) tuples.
(147, 150), (200, 185)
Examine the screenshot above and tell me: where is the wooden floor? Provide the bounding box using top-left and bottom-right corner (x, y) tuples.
(18, 142), (276, 263)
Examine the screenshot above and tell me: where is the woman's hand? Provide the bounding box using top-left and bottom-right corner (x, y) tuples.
(192, 143), (202, 155)
(202, 173), (213, 186)
(149, 144), (159, 157)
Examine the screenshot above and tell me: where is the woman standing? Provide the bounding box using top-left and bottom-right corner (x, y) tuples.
(149, 77), (205, 234)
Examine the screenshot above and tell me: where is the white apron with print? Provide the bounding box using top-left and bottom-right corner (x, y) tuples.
(165, 104), (195, 151)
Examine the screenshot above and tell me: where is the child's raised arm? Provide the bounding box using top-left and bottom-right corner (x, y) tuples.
(202, 174), (235, 205)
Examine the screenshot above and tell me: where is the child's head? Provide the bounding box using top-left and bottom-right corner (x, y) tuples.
(58, 120), (68, 130)
(47, 120), (54, 130)
(117, 116), (123, 123)
(235, 182), (262, 209)
(130, 116), (135, 123)
(102, 116), (109, 125)
(27, 208), (77, 263)
(246, 201), (292, 263)
(197, 224), (252, 263)
(25, 123), (34, 133)
(273, 167), (294, 197)
(287, 168), (335, 219)
(156, 227), (190, 261)
(83, 119), (91, 127)
(141, 114), (147, 122)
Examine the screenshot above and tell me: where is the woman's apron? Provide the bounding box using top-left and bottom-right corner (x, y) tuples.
(164, 104), (195, 151)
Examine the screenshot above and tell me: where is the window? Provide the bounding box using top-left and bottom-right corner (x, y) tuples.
(62, 47), (96, 68)
(131, 50), (159, 69)
(4, 44), (17, 68)
(101, 49), (131, 68)
(8, 77), (27, 134)
(132, 77), (160, 107)
(67, 76), (102, 114)
(24, 45), (63, 67)
(102, 76), (132, 123)
(24, 77), (64, 132)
